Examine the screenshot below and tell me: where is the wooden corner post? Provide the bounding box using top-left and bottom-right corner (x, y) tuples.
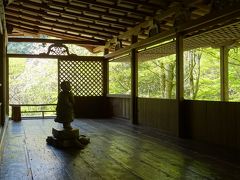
(0, 8), (7, 125)
(131, 35), (138, 125)
(176, 33), (185, 137)
(220, 46), (229, 101)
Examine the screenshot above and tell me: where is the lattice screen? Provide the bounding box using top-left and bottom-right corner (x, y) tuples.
(58, 58), (104, 96)
(137, 21), (240, 61)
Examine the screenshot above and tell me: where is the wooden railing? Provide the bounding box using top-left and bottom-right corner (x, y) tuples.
(10, 104), (57, 119)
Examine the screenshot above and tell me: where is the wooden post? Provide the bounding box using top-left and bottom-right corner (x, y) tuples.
(6, 56), (9, 115)
(0, 23), (7, 125)
(0, 33), (3, 125)
(131, 35), (138, 125)
(57, 59), (60, 94)
(176, 33), (185, 137)
(220, 46), (229, 101)
(103, 48), (109, 96)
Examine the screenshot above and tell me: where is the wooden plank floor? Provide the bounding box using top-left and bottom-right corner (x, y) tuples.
(1, 118), (240, 180)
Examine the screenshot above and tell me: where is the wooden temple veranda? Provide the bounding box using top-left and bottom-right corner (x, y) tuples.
(1, 0), (240, 179)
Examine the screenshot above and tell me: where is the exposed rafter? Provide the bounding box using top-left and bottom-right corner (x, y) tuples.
(18, 0), (143, 23)
(93, 5), (180, 52)
(5, 0), (212, 52)
(7, 3), (131, 29)
(5, 8), (124, 33)
(6, 15), (116, 38)
(72, 0), (154, 17)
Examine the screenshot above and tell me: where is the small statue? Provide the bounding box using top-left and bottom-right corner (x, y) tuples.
(47, 81), (90, 148)
(55, 81), (74, 130)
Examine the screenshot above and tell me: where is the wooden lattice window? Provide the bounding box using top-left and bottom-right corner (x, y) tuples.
(58, 58), (104, 96)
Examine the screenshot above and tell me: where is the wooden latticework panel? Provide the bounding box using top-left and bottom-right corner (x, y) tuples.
(58, 58), (104, 96)
(136, 20), (240, 62)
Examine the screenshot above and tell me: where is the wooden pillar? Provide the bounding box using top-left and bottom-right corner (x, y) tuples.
(103, 48), (109, 96)
(131, 35), (138, 125)
(176, 33), (185, 137)
(220, 46), (229, 101)
(0, 27), (7, 125)
(6, 56), (9, 115)
(0, 33), (3, 124)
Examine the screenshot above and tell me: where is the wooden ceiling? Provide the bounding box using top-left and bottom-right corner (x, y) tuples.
(5, 0), (211, 52)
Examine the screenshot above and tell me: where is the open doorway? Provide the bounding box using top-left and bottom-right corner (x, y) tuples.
(8, 58), (58, 118)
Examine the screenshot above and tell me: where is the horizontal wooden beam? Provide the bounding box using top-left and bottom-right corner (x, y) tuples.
(120, 0), (168, 10)
(38, 29), (103, 43)
(104, 5), (240, 58)
(7, 17), (111, 40)
(6, 9), (122, 34)
(73, 0), (153, 17)
(8, 38), (105, 46)
(179, 4), (240, 35)
(95, 5), (179, 52)
(104, 29), (175, 59)
(11, 24), (105, 43)
(7, 54), (105, 60)
(11, 26), (39, 35)
(7, 4), (130, 29)
(19, 0), (143, 23)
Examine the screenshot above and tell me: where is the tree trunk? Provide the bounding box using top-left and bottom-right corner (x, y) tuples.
(166, 63), (175, 99)
(160, 63), (166, 98)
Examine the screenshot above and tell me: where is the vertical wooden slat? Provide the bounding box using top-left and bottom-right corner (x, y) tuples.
(131, 35), (138, 125)
(220, 46), (229, 101)
(176, 33), (185, 137)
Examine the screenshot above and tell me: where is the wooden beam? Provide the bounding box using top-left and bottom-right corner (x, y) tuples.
(38, 29), (104, 43)
(104, 29), (175, 59)
(8, 38), (105, 46)
(131, 35), (138, 125)
(8, 22), (106, 43)
(7, 15), (115, 38)
(104, 4), (240, 57)
(73, 0), (153, 17)
(11, 26), (39, 35)
(7, 54), (104, 60)
(220, 46), (229, 101)
(179, 4), (240, 35)
(120, 0), (168, 10)
(94, 6), (179, 52)
(7, 4), (130, 29)
(7, 18), (111, 40)
(18, 0), (143, 23)
(6, 8), (123, 33)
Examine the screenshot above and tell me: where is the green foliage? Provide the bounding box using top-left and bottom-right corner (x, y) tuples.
(184, 48), (220, 101)
(108, 47), (232, 101)
(138, 55), (176, 98)
(229, 48), (240, 101)
(109, 61), (131, 94)
(9, 58), (58, 104)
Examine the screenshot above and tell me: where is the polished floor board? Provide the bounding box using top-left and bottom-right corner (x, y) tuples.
(1, 118), (240, 180)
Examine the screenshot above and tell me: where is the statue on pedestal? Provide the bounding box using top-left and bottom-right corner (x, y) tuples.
(55, 81), (74, 130)
(46, 81), (90, 148)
